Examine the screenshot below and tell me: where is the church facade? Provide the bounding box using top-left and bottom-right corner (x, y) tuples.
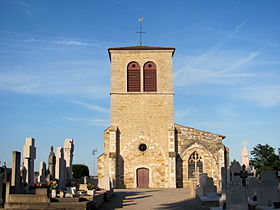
(98, 46), (229, 189)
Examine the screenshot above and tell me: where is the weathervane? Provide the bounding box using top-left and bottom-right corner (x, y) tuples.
(136, 16), (145, 46)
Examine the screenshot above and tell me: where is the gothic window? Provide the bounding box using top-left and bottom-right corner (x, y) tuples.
(188, 151), (203, 179)
(143, 61), (157, 92)
(127, 61), (140, 92)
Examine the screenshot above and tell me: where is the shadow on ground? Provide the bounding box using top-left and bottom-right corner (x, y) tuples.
(98, 190), (210, 210)
(157, 198), (210, 210)
(98, 190), (156, 209)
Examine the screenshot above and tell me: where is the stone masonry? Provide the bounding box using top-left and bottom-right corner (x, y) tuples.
(98, 46), (228, 190)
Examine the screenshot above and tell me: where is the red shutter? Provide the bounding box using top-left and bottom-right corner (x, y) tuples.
(144, 62), (157, 92)
(127, 62), (140, 92)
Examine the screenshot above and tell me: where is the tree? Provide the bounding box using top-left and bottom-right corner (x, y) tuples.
(72, 164), (89, 179)
(230, 159), (239, 167)
(250, 144), (280, 175)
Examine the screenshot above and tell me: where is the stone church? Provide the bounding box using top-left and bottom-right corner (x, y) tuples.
(98, 46), (229, 189)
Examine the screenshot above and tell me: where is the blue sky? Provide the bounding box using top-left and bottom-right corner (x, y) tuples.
(0, 0), (279, 175)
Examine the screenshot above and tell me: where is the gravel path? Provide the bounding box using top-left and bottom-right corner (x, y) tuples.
(99, 189), (210, 210)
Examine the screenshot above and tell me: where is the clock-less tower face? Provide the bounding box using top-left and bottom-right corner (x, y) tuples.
(107, 46), (176, 188)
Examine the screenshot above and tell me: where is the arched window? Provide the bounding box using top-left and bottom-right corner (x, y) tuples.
(144, 61), (157, 92)
(188, 151), (203, 179)
(127, 62), (140, 92)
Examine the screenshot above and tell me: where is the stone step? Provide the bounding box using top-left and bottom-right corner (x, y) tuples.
(56, 198), (80, 202)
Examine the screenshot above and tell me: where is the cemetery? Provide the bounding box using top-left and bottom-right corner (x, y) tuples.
(195, 143), (280, 210)
(0, 138), (113, 209)
(1, 138), (280, 209)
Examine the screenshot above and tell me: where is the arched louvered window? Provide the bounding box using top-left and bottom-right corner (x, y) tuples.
(127, 62), (140, 92)
(188, 151), (203, 179)
(144, 61), (157, 92)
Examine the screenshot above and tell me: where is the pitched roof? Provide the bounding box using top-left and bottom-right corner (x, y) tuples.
(108, 45), (175, 51)
(175, 123), (226, 139)
(108, 46), (175, 60)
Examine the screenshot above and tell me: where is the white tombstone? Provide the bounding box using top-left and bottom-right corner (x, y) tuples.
(197, 173), (216, 196)
(241, 141), (249, 170)
(64, 139), (74, 182)
(55, 147), (66, 190)
(258, 170), (279, 206)
(247, 177), (259, 200)
(38, 162), (46, 183)
(230, 162), (242, 185)
(23, 138), (36, 186)
(98, 176), (112, 190)
(227, 184), (248, 210)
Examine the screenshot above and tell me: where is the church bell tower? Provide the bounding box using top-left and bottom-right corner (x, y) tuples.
(99, 46), (177, 188)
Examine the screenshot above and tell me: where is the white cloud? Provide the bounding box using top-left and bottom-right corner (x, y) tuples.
(174, 50), (257, 86)
(23, 38), (100, 47)
(175, 107), (198, 122)
(62, 116), (109, 127)
(216, 106), (239, 118)
(239, 85), (280, 107)
(70, 100), (109, 113)
(0, 68), (109, 98)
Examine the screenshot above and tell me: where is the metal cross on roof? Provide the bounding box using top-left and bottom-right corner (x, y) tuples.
(136, 16), (146, 46)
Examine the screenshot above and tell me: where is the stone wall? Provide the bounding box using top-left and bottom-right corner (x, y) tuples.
(175, 124), (227, 190)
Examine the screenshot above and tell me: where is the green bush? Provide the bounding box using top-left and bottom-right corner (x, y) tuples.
(72, 164), (89, 179)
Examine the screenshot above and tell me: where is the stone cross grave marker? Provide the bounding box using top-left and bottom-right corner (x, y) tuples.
(55, 147), (66, 190)
(234, 164), (253, 187)
(230, 162), (242, 185)
(23, 138), (36, 186)
(64, 139), (74, 182)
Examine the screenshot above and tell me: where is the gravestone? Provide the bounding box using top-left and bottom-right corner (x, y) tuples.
(230, 162), (242, 185)
(197, 173), (216, 196)
(55, 147), (66, 190)
(98, 176), (112, 190)
(20, 164), (27, 184)
(258, 170), (279, 206)
(227, 184), (247, 210)
(241, 141), (249, 170)
(23, 138), (36, 186)
(38, 162), (46, 183)
(64, 139), (74, 182)
(234, 164), (253, 187)
(221, 167), (228, 194)
(0, 168), (6, 207)
(220, 167), (228, 208)
(48, 146), (56, 180)
(11, 151), (21, 193)
(247, 177), (259, 200)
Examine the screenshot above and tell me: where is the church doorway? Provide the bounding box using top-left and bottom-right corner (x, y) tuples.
(137, 168), (149, 188)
